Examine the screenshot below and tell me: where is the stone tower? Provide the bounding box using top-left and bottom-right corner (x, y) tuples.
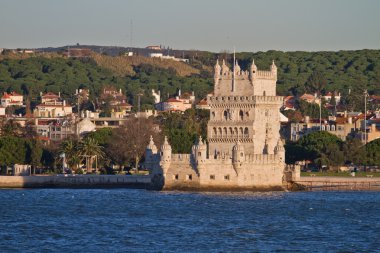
(207, 59), (283, 156)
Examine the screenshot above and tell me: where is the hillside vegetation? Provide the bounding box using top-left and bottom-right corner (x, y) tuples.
(91, 53), (200, 77)
(0, 49), (379, 110)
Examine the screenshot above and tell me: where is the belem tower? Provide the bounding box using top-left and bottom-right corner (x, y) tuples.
(145, 58), (286, 190)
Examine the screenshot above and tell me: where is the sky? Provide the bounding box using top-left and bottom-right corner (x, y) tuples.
(0, 0), (379, 52)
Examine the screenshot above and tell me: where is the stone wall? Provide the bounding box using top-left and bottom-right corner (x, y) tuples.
(0, 175), (151, 188)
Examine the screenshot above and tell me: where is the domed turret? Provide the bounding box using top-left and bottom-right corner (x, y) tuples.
(221, 59), (230, 76)
(232, 140), (245, 174)
(147, 135), (157, 152)
(214, 59), (221, 76)
(274, 139), (285, 162)
(192, 136), (207, 163)
(146, 135), (158, 161)
(159, 136), (172, 174)
(160, 136), (172, 162)
(234, 60), (241, 75)
(250, 59), (257, 80)
(270, 60), (277, 77)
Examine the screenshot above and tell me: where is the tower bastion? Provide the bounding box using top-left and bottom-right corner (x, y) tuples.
(145, 58), (285, 190)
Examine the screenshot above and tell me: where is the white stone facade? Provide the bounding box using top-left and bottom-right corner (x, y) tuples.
(145, 59), (285, 190)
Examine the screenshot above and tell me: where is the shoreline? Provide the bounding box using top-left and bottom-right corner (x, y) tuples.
(1, 175), (380, 192)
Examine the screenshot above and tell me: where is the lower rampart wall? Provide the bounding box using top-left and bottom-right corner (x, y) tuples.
(0, 175), (151, 188)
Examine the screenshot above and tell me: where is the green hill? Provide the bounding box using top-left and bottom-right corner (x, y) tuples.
(0, 49), (379, 111)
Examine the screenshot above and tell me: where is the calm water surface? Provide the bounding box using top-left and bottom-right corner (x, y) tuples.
(0, 189), (379, 252)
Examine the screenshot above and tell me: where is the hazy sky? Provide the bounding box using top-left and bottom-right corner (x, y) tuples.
(0, 0), (379, 52)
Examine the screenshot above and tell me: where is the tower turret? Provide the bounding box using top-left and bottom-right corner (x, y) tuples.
(270, 60), (277, 78)
(145, 135), (158, 161)
(192, 136), (207, 163)
(250, 59), (257, 80)
(160, 136), (172, 173)
(221, 59), (229, 76)
(234, 60), (241, 75)
(232, 140), (245, 174)
(274, 139), (285, 163)
(214, 59), (221, 84)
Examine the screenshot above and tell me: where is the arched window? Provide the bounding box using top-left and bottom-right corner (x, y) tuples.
(331, 125), (336, 131)
(223, 127), (227, 137)
(213, 127), (217, 137)
(263, 91), (266, 96)
(212, 111), (215, 118)
(240, 127), (244, 136)
(224, 110), (228, 121)
(326, 125), (330, 131)
(239, 110), (244, 121)
(229, 127), (233, 137)
(234, 127), (238, 137)
(218, 128), (222, 136)
(244, 127), (249, 137)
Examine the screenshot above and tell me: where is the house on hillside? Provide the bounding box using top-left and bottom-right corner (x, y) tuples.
(41, 92), (61, 104)
(323, 91), (341, 104)
(99, 86), (132, 118)
(299, 93), (320, 104)
(34, 92), (72, 118)
(287, 114), (364, 141)
(196, 98), (210, 110)
(282, 96), (296, 111)
(1, 92), (23, 107)
(155, 90), (195, 112)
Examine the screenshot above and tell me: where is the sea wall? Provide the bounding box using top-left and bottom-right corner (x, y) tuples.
(291, 176), (380, 191)
(0, 175), (152, 189)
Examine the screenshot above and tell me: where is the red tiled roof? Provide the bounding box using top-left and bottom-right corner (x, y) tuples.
(166, 98), (182, 103)
(300, 93), (315, 101)
(197, 98), (208, 105)
(10, 91), (22, 97)
(1, 93), (11, 99)
(284, 96), (294, 101)
(36, 103), (72, 107)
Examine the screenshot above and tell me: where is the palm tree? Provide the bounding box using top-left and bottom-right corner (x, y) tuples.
(78, 137), (105, 173)
(59, 139), (81, 171)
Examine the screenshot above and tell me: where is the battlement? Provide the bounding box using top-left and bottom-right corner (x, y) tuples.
(255, 70), (276, 79)
(218, 70), (250, 80)
(253, 96), (283, 104)
(245, 154), (279, 163)
(171, 154), (191, 162)
(208, 95), (283, 105)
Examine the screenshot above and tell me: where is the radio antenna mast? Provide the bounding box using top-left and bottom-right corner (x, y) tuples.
(130, 19), (134, 48)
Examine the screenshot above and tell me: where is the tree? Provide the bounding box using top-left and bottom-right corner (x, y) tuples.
(343, 137), (365, 165)
(305, 71), (327, 95)
(0, 136), (42, 168)
(59, 138), (81, 171)
(157, 109), (209, 153)
(78, 137), (105, 172)
(282, 110), (303, 123)
(285, 131), (344, 168)
(106, 117), (160, 170)
(364, 139), (380, 165)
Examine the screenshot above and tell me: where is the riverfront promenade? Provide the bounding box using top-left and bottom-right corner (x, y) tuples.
(292, 176), (380, 191)
(0, 175), (151, 189)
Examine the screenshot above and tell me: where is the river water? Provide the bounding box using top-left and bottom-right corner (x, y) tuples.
(0, 189), (379, 252)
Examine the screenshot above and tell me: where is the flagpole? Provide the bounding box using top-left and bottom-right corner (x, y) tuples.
(232, 47), (235, 92)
